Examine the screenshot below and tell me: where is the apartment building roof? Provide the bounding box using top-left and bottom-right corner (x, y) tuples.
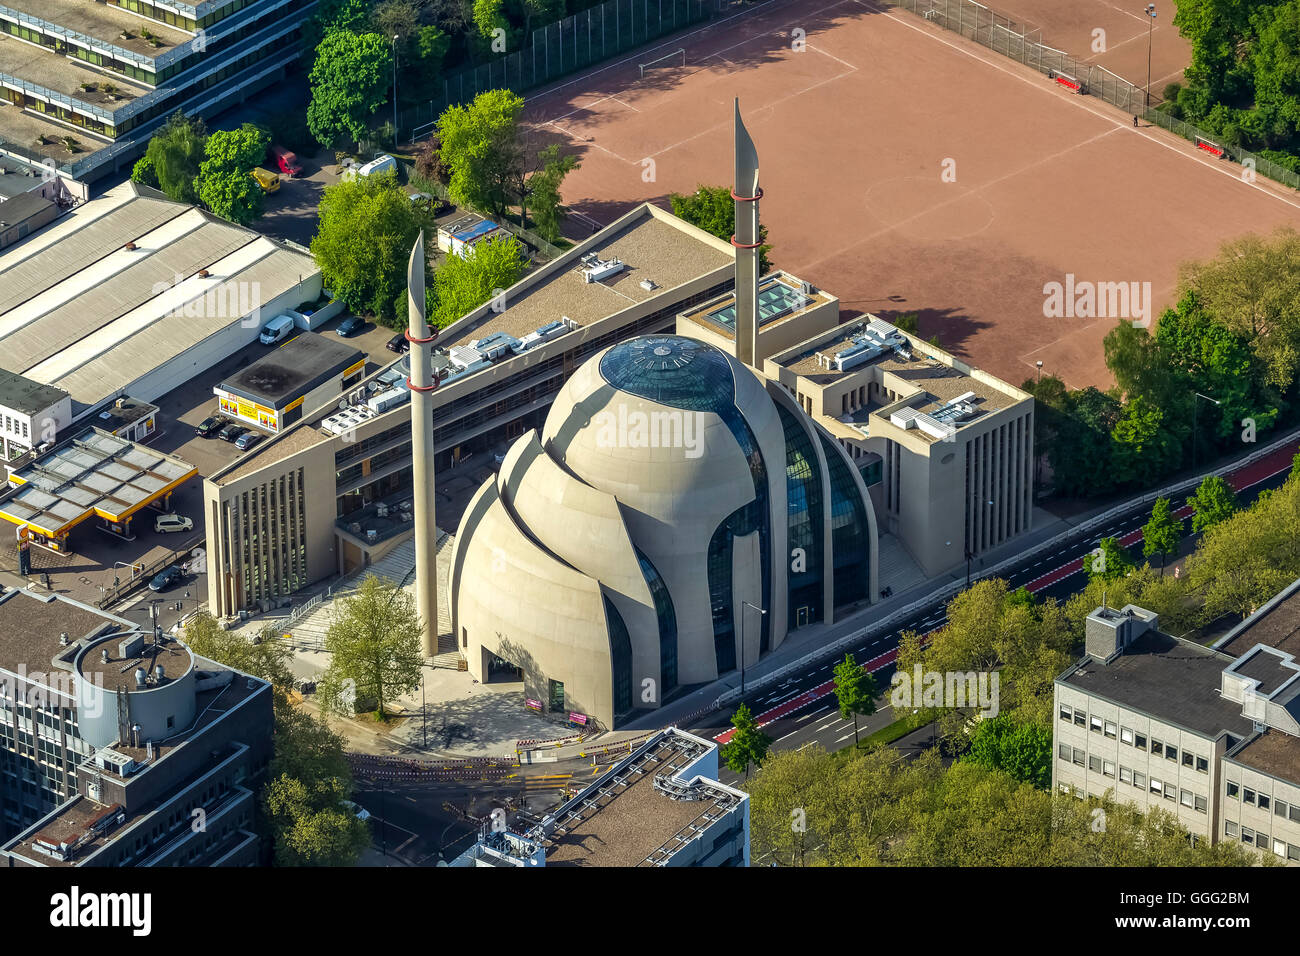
(0, 38), (154, 108)
(0, 182), (319, 414)
(1217, 579), (1300, 659)
(1059, 630), (1255, 739)
(1225, 730), (1300, 785)
(5, 0), (192, 56)
(540, 729), (744, 867)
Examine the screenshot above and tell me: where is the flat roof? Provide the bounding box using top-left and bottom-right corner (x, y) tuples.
(0, 38), (153, 108)
(1060, 630), (1256, 740)
(2, 0), (191, 59)
(441, 209), (732, 351)
(212, 204), (734, 482)
(78, 632), (192, 693)
(0, 427), (196, 536)
(680, 273), (824, 336)
(1226, 730), (1300, 785)
(0, 192), (55, 228)
(0, 181), (320, 414)
(0, 367), (67, 416)
(1218, 581), (1300, 659)
(218, 332), (364, 408)
(541, 729), (743, 867)
(1227, 646), (1300, 698)
(0, 588), (129, 678)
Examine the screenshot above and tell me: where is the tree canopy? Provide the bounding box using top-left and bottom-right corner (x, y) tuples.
(318, 573), (426, 720)
(311, 171), (433, 320)
(432, 235), (526, 327)
(307, 29), (394, 149)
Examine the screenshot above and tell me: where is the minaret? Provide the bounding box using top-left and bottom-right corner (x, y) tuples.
(732, 98), (762, 368)
(405, 231), (440, 657)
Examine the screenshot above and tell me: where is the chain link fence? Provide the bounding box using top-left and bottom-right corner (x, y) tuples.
(881, 0), (1300, 191)
(401, 0), (713, 139)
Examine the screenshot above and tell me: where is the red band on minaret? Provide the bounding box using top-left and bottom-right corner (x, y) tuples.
(730, 236), (763, 249)
(406, 377), (439, 392)
(731, 188), (763, 202)
(405, 329), (438, 344)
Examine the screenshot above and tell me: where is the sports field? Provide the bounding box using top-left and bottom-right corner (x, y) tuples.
(524, 0), (1300, 390)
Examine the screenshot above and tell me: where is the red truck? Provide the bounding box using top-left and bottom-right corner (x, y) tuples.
(267, 145), (302, 177)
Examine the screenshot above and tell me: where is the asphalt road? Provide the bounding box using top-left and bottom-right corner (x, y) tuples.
(694, 444), (1295, 776)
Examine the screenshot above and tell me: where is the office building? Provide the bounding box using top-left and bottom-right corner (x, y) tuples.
(1053, 584), (1300, 865)
(0, 587), (273, 865)
(0, 0), (317, 182)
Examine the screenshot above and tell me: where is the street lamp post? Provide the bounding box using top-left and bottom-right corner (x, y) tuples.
(739, 600), (766, 696)
(1035, 359), (1043, 384)
(1192, 391), (1220, 470)
(391, 35), (400, 149)
(1144, 4), (1156, 112)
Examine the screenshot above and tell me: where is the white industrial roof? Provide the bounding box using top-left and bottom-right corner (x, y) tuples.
(0, 182), (318, 414)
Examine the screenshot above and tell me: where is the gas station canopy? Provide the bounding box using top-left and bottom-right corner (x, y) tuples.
(0, 429), (196, 540)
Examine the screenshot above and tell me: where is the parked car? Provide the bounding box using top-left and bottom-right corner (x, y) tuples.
(148, 565), (184, 592)
(268, 144), (302, 177)
(195, 415), (226, 438)
(234, 431), (262, 451)
(154, 514), (194, 534)
(218, 423), (247, 442)
(250, 166), (280, 193)
(259, 313), (295, 345)
(342, 801), (371, 822)
(386, 332), (410, 353)
(336, 315), (366, 337)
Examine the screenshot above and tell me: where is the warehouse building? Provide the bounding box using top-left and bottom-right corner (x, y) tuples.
(0, 180), (327, 425)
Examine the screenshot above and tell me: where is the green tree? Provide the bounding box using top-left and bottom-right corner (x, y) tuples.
(1179, 227), (1300, 392)
(472, 0), (510, 44)
(437, 89), (527, 220)
(307, 30), (394, 149)
(263, 773), (371, 866)
(721, 703), (772, 780)
(1088, 536), (1135, 587)
(1142, 496), (1183, 576)
(831, 653), (878, 745)
(318, 574), (426, 720)
(520, 143), (579, 241)
(301, 0), (372, 71)
(130, 153), (159, 189)
(1188, 474), (1238, 533)
(196, 124), (270, 224)
(669, 184), (773, 273)
(432, 235), (526, 327)
(1047, 387), (1122, 498)
(180, 611), (368, 867)
(964, 714), (1052, 789)
(143, 110), (207, 204)
(311, 171), (431, 320)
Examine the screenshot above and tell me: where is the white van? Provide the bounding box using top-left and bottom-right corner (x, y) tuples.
(342, 153), (397, 182)
(259, 313), (295, 345)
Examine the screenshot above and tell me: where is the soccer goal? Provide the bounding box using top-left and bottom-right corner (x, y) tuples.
(639, 48), (686, 80)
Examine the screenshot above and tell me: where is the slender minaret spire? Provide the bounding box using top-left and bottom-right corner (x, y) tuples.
(405, 231), (439, 657)
(732, 98), (762, 368)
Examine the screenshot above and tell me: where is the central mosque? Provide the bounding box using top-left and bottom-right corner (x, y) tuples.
(447, 104), (880, 728)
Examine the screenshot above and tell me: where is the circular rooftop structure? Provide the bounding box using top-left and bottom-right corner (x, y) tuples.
(598, 336), (738, 413)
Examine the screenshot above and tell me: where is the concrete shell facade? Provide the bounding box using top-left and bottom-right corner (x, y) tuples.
(450, 336), (879, 728)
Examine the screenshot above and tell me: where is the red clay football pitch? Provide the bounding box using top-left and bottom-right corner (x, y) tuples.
(525, 0), (1300, 390)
